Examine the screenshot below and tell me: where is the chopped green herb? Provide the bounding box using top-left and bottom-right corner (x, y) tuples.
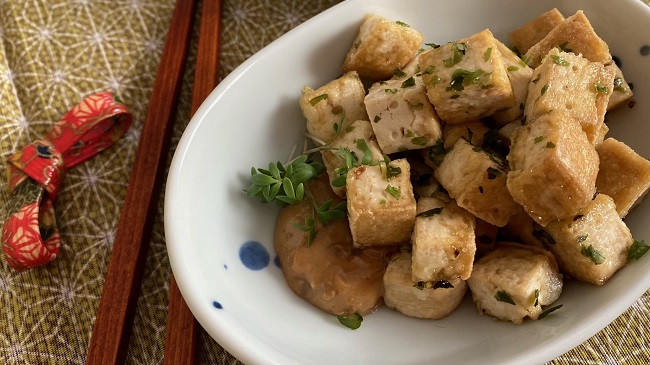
(385, 184), (401, 199)
(379, 199), (387, 205)
(521, 54), (532, 66)
(417, 207), (443, 218)
(373, 115), (381, 123)
(447, 68), (488, 92)
(546, 141), (556, 148)
(483, 47), (493, 62)
(594, 83), (609, 94)
(443, 42), (466, 68)
(495, 290), (516, 305)
(534, 136), (545, 144)
(423, 65), (435, 75)
(354, 40), (361, 49)
(411, 136), (428, 146)
(410, 102), (424, 110)
(450, 94), (461, 99)
(345, 125), (355, 133)
(393, 68), (406, 78)
(507, 65), (520, 72)
(396, 20), (410, 27)
(413, 281), (426, 290)
(478, 186), (484, 193)
(557, 41), (572, 53)
(385, 88), (398, 94)
(487, 167), (502, 180)
(430, 75), (441, 86)
(331, 105), (343, 115)
(309, 93), (328, 106)
(427, 139), (447, 166)
(426, 42), (440, 49)
(577, 235), (588, 243)
(613, 77), (626, 93)
(541, 84), (549, 95)
(401, 76), (416, 88)
(433, 280), (454, 289)
(538, 304), (563, 320)
(531, 74), (541, 84)
(628, 240), (650, 261)
(337, 313), (363, 329)
(550, 54), (570, 66)
(533, 289), (540, 307)
(581, 244), (605, 265)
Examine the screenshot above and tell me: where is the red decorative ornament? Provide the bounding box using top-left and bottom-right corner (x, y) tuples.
(2, 92), (132, 270)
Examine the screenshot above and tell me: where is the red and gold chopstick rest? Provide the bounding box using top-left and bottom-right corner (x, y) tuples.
(1, 92), (132, 270)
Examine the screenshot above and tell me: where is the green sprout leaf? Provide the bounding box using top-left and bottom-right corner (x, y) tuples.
(495, 290), (516, 305)
(337, 313), (363, 329)
(628, 240), (650, 261)
(538, 304), (563, 320)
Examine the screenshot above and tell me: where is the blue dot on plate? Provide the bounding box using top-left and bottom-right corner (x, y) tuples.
(274, 255), (282, 268)
(212, 300), (223, 309)
(239, 241), (270, 270)
(640, 45), (650, 56)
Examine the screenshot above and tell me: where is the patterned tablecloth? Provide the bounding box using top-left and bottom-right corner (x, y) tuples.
(1, 1), (649, 364)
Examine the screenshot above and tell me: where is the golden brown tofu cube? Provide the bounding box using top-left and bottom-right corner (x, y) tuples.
(524, 10), (612, 68)
(364, 74), (443, 154)
(342, 14), (424, 81)
(442, 120), (490, 149)
(411, 196), (476, 282)
(299, 71), (368, 143)
(596, 138), (650, 218)
(541, 194), (634, 285)
(346, 159), (416, 247)
(419, 29), (515, 124)
(383, 251), (467, 319)
(504, 206), (547, 251)
(321, 120), (384, 198)
(467, 242), (563, 324)
(435, 139), (519, 227)
(509, 8), (565, 54)
(491, 40), (533, 125)
(507, 111), (599, 226)
(525, 49), (615, 145)
(607, 64), (635, 110)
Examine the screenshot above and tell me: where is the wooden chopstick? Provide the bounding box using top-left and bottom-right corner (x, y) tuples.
(163, 1), (223, 364)
(85, 1), (198, 364)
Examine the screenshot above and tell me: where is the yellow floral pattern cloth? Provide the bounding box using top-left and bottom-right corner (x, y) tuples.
(0, 1), (648, 364)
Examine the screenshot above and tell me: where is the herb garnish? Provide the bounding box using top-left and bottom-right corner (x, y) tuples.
(541, 84), (549, 95)
(401, 76), (416, 88)
(495, 290), (516, 305)
(417, 207), (443, 218)
(628, 240), (650, 261)
(538, 304), (563, 320)
(533, 289), (540, 307)
(395, 20), (410, 27)
(447, 69), (489, 92)
(483, 47), (492, 62)
(613, 77), (626, 93)
(393, 68), (406, 78)
(426, 42), (440, 49)
(550, 54), (570, 66)
(557, 41), (572, 53)
(594, 83), (609, 94)
(443, 42), (466, 68)
(581, 244), (605, 265)
(373, 115), (381, 123)
(507, 65), (520, 72)
(487, 167), (503, 180)
(309, 93), (328, 106)
(534, 136), (545, 144)
(337, 313), (363, 329)
(411, 136), (428, 146)
(546, 142), (556, 148)
(427, 139), (448, 167)
(385, 184), (401, 199)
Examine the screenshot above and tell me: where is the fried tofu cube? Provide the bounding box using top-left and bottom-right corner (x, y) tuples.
(467, 242), (563, 324)
(411, 196), (476, 282)
(321, 120), (384, 198)
(504, 207), (547, 250)
(342, 14), (424, 81)
(419, 29), (515, 124)
(364, 74), (443, 154)
(596, 138), (650, 218)
(524, 10), (612, 68)
(541, 194), (634, 285)
(525, 49), (615, 145)
(507, 111), (599, 226)
(346, 158), (416, 247)
(491, 40), (533, 125)
(607, 64), (634, 110)
(509, 8), (565, 54)
(435, 138), (519, 227)
(299, 71), (368, 142)
(383, 251), (467, 319)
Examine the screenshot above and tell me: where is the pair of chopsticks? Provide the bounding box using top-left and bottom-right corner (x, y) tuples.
(85, 0), (223, 364)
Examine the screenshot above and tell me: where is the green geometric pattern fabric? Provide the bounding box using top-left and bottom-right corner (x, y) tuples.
(0, 1), (648, 364)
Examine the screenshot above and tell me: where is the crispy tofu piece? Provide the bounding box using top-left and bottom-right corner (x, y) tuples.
(541, 194), (634, 285)
(364, 74), (443, 154)
(442, 120), (490, 149)
(525, 49), (615, 145)
(300, 71), (368, 142)
(347, 158), (416, 247)
(321, 120), (384, 198)
(411, 196), (476, 282)
(419, 29), (515, 124)
(497, 118), (521, 144)
(491, 40), (533, 125)
(435, 138), (519, 227)
(467, 242), (563, 324)
(524, 10), (612, 68)
(596, 138), (650, 218)
(507, 111), (599, 226)
(383, 251), (467, 319)
(342, 14), (424, 81)
(509, 8), (565, 54)
(607, 64), (634, 110)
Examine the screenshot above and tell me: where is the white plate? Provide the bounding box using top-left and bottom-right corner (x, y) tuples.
(164, 1), (650, 364)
